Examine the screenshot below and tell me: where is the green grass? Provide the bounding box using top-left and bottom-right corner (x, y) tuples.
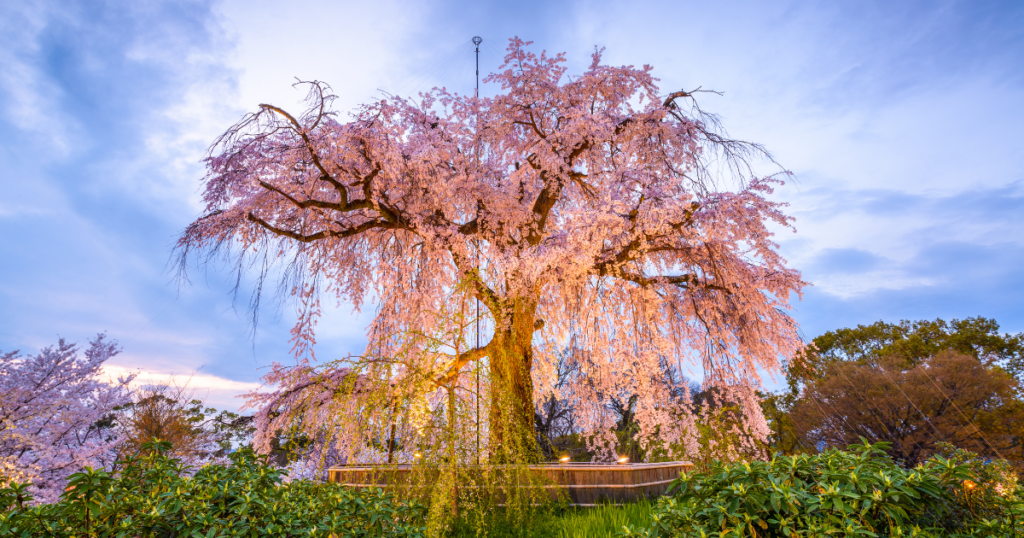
(448, 501), (653, 538)
(553, 501), (653, 538)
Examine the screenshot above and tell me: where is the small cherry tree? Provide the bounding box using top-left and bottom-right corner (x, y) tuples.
(177, 39), (805, 464)
(0, 334), (134, 503)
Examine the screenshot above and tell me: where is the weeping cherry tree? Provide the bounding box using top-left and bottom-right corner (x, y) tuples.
(176, 38), (806, 467)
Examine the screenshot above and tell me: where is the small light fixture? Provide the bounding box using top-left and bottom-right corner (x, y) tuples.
(559, 455), (570, 463)
(617, 456), (629, 464)
(963, 479), (977, 490)
(414, 452), (423, 461)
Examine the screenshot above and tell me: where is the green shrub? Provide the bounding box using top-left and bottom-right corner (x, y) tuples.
(0, 440), (426, 537)
(930, 442), (1023, 536)
(624, 441), (1024, 537)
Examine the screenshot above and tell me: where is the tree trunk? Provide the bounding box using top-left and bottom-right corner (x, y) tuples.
(488, 295), (539, 461)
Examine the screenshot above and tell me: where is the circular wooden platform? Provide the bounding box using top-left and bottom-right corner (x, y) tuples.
(327, 461), (693, 506)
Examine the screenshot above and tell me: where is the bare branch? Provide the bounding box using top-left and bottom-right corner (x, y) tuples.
(245, 212), (397, 242)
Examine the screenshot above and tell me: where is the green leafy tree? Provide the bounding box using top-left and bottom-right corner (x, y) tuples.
(760, 391), (809, 456)
(790, 351), (1021, 466)
(772, 317), (1024, 463)
(787, 317), (1024, 394)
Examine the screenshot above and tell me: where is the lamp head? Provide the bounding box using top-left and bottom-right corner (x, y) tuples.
(472, 36), (482, 46)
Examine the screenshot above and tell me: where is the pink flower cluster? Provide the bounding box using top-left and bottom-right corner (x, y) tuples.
(0, 335), (134, 503)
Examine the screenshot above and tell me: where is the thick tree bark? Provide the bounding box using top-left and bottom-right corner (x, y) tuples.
(487, 296), (539, 460)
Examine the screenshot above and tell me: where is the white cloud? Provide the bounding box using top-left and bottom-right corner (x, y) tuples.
(102, 364), (262, 411)
(811, 271), (941, 300)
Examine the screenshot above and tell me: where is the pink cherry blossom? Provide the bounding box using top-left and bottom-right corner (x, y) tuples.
(178, 38), (806, 464)
(0, 334), (134, 503)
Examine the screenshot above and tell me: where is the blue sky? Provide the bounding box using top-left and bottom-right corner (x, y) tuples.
(2, 0), (1022, 410)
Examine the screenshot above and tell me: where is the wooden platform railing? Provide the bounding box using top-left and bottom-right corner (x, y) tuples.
(328, 461), (693, 506)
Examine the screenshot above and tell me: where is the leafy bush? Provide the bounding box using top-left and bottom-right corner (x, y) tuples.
(0, 440), (426, 537)
(930, 442), (1023, 535)
(624, 441), (1024, 537)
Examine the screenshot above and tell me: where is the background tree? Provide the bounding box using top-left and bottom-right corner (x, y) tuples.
(759, 391), (806, 456)
(786, 316), (1024, 394)
(534, 351), (581, 460)
(790, 350), (1021, 467)
(117, 383), (254, 464)
(0, 335), (133, 503)
(771, 317), (1024, 461)
(177, 38), (805, 464)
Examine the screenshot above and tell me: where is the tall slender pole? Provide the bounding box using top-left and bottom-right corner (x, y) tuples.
(471, 35), (482, 464)
(473, 36), (481, 98)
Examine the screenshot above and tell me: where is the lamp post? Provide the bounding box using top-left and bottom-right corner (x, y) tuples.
(472, 35), (483, 464)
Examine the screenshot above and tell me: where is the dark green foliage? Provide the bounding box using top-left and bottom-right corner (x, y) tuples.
(625, 441), (1024, 537)
(0, 440), (426, 537)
